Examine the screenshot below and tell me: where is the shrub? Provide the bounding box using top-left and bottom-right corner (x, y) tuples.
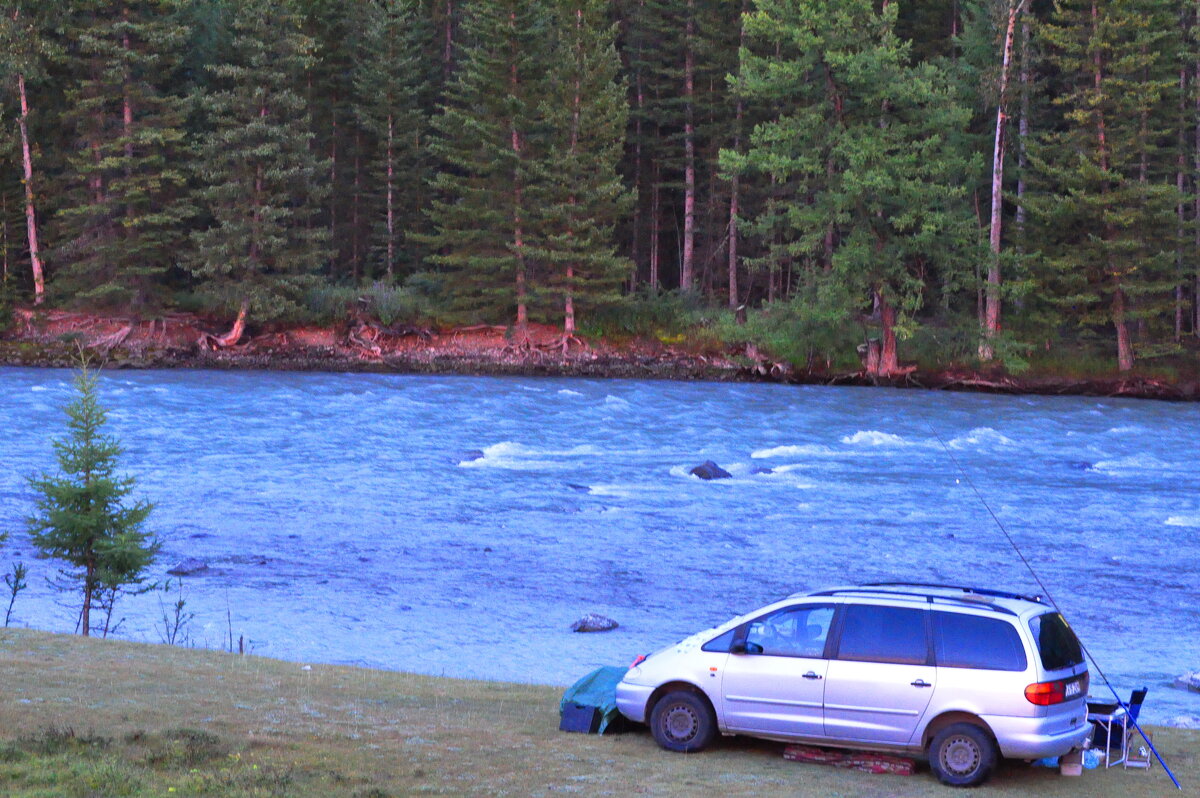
(302, 284), (360, 325)
(0, 273), (13, 330)
(715, 283), (862, 371)
(582, 288), (710, 339)
(303, 278), (438, 327)
(362, 281), (429, 327)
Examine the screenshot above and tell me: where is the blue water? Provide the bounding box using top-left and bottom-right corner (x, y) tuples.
(0, 367), (1197, 727)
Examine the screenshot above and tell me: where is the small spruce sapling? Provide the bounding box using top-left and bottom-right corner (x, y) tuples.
(156, 578), (195, 646)
(27, 358), (159, 637)
(4, 561), (27, 627)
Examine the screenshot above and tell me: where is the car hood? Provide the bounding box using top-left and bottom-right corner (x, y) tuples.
(625, 611), (751, 683)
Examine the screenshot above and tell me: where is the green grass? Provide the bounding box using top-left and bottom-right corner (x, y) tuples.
(0, 628), (1196, 797)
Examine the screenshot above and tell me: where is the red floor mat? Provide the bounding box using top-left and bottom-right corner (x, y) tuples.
(783, 745), (917, 775)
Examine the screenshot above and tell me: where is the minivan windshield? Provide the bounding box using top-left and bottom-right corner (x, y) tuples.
(1029, 612), (1084, 671)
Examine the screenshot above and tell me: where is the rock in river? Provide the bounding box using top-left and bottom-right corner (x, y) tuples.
(1176, 671), (1200, 693)
(690, 460), (732, 480)
(571, 613), (618, 633)
(167, 558), (209, 576)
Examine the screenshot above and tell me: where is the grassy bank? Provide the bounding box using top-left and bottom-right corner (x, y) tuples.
(0, 630), (1195, 797)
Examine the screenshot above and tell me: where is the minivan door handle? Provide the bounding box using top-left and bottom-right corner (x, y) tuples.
(802, 671), (822, 680)
(911, 679), (933, 688)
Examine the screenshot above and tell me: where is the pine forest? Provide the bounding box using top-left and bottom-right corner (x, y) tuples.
(3, 0), (1200, 376)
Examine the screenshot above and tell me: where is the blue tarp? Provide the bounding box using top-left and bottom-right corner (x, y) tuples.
(559, 666), (628, 734)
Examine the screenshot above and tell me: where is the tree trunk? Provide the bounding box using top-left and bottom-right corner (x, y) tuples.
(122, 6), (134, 167)
(509, 11), (527, 331)
(2, 189), (9, 282)
(649, 169), (660, 289)
(981, 0), (1029, 361)
(1195, 3), (1200, 339)
(728, 173), (739, 309)
(352, 133), (361, 280)
(1091, 0), (1126, 369)
(216, 298), (249, 347)
(443, 0), (455, 85)
(728, 1), (746, 309)
(680, 0), (696, 291)
(1016, 19), (1030, 240)
(1113, 286), (1133, 372)
(16, 73), (44, 304)
(1177, 61), (1187, 343)
(631, 57), (643, 290)
(562, 6), (583, 342)
(878, 288), (899, 376)
(330, 99), (338, 268)
(865, 338), (881, 374)
(81, 559), (94, 637)
(387, 115), (395, 279)
(564, 265), (575, 337)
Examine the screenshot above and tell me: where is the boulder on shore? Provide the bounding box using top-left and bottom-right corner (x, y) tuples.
(1175, 671), (1200, 693)
(690, 460), (732, 480)
(571, 613), (619, 633)
(167, 558), (209, 576)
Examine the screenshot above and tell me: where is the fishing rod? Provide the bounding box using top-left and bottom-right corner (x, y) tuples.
(928, 425), (1182, 790)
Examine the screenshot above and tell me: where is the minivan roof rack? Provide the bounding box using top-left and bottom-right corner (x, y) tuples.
(862, 582), (1044, 604)
(801, 585), (1017, 614)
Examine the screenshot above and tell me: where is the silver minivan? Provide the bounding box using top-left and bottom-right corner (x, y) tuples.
(615, 583), (1092, 786)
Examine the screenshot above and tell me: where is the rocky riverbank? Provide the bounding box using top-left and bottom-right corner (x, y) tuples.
(3, 308), (1198, 400)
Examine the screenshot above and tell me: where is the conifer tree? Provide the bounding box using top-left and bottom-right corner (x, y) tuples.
(729, 0), (977, 375)
(620, 0), (736, 293)
(424, 0), (548, 334)
(189, 0), (329, 344)
(50, 0), (192, 312)
(300, 0), (372, 279)
(1029, 0), (1181, 371)
(530, 0), (633, 348)
(28, 361), (157, 637)
(353, 0), (434, 280)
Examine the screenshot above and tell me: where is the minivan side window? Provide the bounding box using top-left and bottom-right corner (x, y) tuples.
(701, 628), (736, 653)
(933, 611), (1028, 671)
(835, 604), (929, 665)
(742, 605), (835, 658)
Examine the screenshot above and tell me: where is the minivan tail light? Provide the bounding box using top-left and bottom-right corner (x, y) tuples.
(1025, 673), (1087, 706)
(630, 654), (647, 668)
(1024, 680), (1066, 705)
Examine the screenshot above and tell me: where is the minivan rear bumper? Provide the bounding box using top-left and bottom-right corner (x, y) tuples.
(985, 713), (1092, 759)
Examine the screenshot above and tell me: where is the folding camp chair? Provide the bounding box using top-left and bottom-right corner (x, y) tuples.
(1124, 688), (1152, 770)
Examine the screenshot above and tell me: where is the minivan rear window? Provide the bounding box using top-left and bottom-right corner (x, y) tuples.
(1028, 612), (1084, 671)
(933, 611), (1027, 671)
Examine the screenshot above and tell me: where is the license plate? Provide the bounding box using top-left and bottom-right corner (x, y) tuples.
(1065, 680), (1082, 698)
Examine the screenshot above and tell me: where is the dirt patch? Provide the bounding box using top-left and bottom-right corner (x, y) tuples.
(4, 307), (1198, 400)
(2, 308), (742, 382)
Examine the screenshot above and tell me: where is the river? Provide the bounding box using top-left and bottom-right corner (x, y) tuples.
(0, 367), (1197, 727)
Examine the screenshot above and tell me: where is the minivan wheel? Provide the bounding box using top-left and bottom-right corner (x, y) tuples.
(928, 723), (998, 787)
(649, 691), (717, 753)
